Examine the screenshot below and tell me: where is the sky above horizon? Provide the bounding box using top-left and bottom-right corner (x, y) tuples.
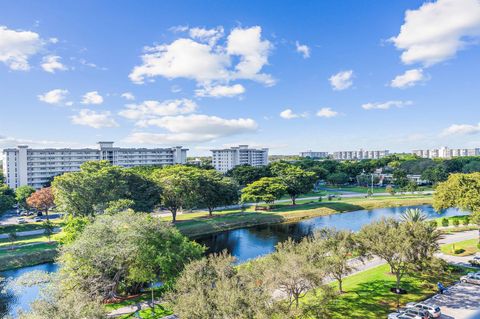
(1, 0), (480, 156)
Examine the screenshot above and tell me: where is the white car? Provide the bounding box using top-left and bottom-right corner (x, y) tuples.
(461, 272), (480, 285)
(388, 310), (422, 319)
(17, 218), (26, 224)
(33, 217), (42, 222)
(406, 303), (441, 318)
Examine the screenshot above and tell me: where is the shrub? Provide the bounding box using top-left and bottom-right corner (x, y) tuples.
(464, 216), (470, 226)
(441, 218), (449, 227)
(318, 197), (322, 202)
(452, 219), (460, 227)
(454, 248), (465, 254)
(428, 220), (438, 228)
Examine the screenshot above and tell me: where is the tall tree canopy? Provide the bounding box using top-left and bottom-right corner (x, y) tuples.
(0, 184), (15, 214)
(195, 170), (239, 216)
(271, 162), (316, 205)
(27, 187), (55, 220)
(240, 177), (287, 207)
(15, 185), (35, 209)
(225, 164), (271, 186)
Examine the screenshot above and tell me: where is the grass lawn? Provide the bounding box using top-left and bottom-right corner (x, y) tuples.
(170, 195), (433, 237)
(117, 305), (172, 319)
(0, 219), (64, 234)
(302, 263), (467, 319)
(441, 238), (479, 256)
(0, 242), (57, 256)
(0, 234), (51, 247)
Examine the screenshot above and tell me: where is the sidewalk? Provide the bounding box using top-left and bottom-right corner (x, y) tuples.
(0, 227), (61, 239)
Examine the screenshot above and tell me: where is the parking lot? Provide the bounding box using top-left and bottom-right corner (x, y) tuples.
(0, 209), (62, 225)
(424, 282), (480, 319)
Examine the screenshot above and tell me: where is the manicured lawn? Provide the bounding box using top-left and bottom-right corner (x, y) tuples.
(0, 219), (64, 234)
(302, 263), (467, 319)
(117, 305), (172, 319)
(441, 238), (479, 256)
(0, 234), (51, 247)
(171, 195), (433, 237)
(0, 242), (57, 256)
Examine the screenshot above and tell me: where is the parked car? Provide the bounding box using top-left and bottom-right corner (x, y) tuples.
(33, 217), (42, 222)
(17, 218), (26, 224)
(469, 256), (480, 267)
(406, 303), (441, 318)
(20, 211), (28, 216)
(404, 308), (431, 319)
(36, 211), (43, 216)
(460, 272), (480, 285)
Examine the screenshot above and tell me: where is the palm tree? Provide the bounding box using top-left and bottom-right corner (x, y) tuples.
(401, 208), (427, 223)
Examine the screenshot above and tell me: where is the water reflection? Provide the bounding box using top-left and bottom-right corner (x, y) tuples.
(196, 205), (466, 263)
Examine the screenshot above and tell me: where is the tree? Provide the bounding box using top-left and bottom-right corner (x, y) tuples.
(240, 177), (287, 208)
(385, 185), (395, 196)
(225, 164), (271, 186)
(59, 211), (203, 300)
(434, 173), (480, 241)
(401, 208), (427, 224)
(8, 231), (18, 250)
(27, 187), (55, 221)
(166, 252), (271, 319)
(305, 228), (357, 293)
(0, 184), (15, 214)
(151, 165), (201, 222)
(358, 218), (439, 291)
(326, 172), (349, 186)
(104, 199), (135, 215)
(43, 220), (55, 243)
(271, 163), (316, 205)
(195, 170), (239, 216)
(57, 215), (91, 245)
(15, 185), (35, 209)
(405, 180), (418, 193)
(421, 166), (448, 185)
(392, 169), (409, 192)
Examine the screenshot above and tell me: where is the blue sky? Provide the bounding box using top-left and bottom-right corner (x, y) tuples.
(1, 0), (480, 155)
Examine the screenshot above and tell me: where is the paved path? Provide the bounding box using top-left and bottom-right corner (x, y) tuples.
(0, 227), (61, 239)
(423, 282), (480, 319)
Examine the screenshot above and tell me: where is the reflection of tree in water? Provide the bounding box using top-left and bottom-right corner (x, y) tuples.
(0, 277), (15, 318)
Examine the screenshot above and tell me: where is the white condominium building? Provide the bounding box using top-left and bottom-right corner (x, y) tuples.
(413, 146), (480, 159)
(332, 150), (389, 160)
(2, 141), (188, 189)
(299, 151), (329, 159)
(211, 145), (268, 173)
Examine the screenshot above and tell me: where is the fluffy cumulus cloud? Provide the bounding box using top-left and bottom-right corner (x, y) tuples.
(37, 89), (69, 105)
(391, 0), (480, 66)
(329, 70), (354, 91)
(0, 25), (44, 70)
(129, 26), (274, 88)
(195, 84), (245, 98)
(295, 41), (310, 58)
(361, 100), (412, 110)
(71, 109), (118, 128)
(441, 122), (480, 136)
(279, 108), (307, 119)
(119, 99), (197, 122)
(124, 114), (258, 144)
(81, 91), (104, 105)
(121, 92), (135, 100)
(390, 68), (427, 88)
(316, 107), (338, 118)
(41, 55), (67, 73)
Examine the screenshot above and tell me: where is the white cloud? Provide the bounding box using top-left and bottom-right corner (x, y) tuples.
(81, 91), (104, 105)
(195, 84), (245, 98)
(119, 99), (197, 121)
(0, 25), (44, 71)
(189, 26), (224, 46)
(71, 109), (118, 128)
(0, 135), (79, 149)
(316, 107), (338, 118)
(129, 26), (274, 86)
(295, 41), (310, 58)
(121, 92), (135, 101)
(279, 108), (307, 119)
(361, 100), (412, 110)
(37, 89), (69, 105)
(329, 70), (354, 91)
(41, 55), (67, 73)
(391, 0), (480, 66)
(124, 114), (258, 144)
(441, 123), (480, 136)
(390, 68), (427, 88)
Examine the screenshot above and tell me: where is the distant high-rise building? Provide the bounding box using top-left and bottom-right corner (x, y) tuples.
(299, 151), (329, 159)
(412, 146), (480, 159)
(332, 149), (389, 160)
(2, 142), (187, 189)
(211, 145), (268, 173)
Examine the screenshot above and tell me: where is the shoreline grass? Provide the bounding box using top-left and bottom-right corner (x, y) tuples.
(441, 238), (479, 256)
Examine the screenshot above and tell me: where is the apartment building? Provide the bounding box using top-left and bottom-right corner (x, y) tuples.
(299, 151), (329, 159)
(2, 142), (187, 189)
(332, 149), (389, 160)
(211, 145), (268, 173)
(412, 146), (480, 159)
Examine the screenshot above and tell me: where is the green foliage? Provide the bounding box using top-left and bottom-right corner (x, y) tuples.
(428, 220), (438, 228)
(225, 164), (271, 186)
(195, 170), (239, 215)
(392, 169), (409, 190)
(59, 211), (204, 300)
(43, 220), (55, 242)
(385, 185), (395, 196)
(326, 172), (349, 186)
(441, 218), (449, 227)
(270, 162), (316, 205)
(58, 215), (91, 245)
(452, 219), (460, 227)
(240, 177), (287, 205)
(104, 199), (135, 215)
(0, 184), (15, 214)
(421, 166), (448, 185)
(15, 185), (35, 209)
(464, 216), (470, 226)
(52, 161), (160, 216)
